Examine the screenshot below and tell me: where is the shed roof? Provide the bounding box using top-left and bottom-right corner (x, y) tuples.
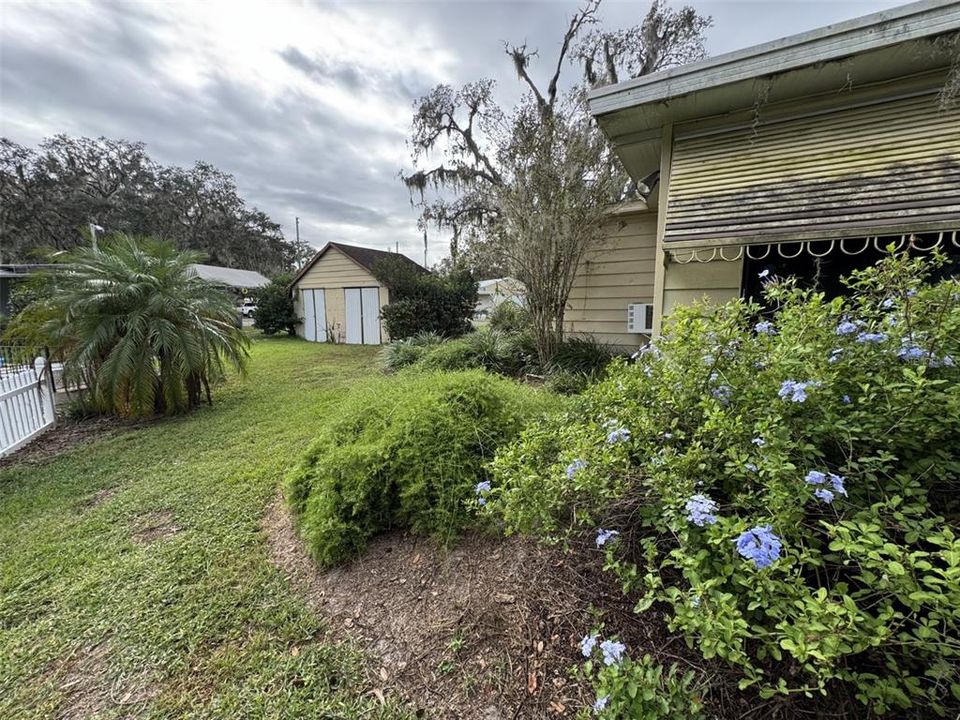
(189, 264), (270, 288)
(290, 242), (425, 287)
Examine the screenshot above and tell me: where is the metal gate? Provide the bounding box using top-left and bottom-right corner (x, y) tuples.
(0, 347), (57, 457)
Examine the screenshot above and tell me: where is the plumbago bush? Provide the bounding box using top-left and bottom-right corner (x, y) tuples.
(488, 254), (960, 716)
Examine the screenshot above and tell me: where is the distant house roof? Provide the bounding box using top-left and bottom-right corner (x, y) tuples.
(477, 277), (524, 295)
(190, 264), (269, 288)
(290, 241), (426, 287)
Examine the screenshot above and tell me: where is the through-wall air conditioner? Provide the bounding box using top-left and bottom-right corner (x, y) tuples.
(626, 303), (654, 334)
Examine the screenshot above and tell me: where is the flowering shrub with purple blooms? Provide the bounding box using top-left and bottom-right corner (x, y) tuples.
(489, 254), (960, 716)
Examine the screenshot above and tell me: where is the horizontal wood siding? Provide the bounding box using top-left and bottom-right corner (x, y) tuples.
(661, 257), (742, 321)
(292, 247), (389, 343)
(665, 91), (960, 246)
(565, 212), (658, 347)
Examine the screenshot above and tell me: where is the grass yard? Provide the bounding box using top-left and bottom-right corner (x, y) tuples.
(0, 338), (412, 719)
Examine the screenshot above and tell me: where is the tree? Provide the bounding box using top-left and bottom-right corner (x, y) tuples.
(253, 274), (300, 336)
(0, 135), (312, 274)
(402, 0), (711, 363)
(17, 235), (249, 417)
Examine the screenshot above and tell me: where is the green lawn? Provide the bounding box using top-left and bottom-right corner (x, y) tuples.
(0, 338), (411, 719)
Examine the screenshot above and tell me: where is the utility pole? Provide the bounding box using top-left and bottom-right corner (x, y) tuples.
(89, 223), (104, 250)
(396, 240), (399, 253)
(295, 216), (300, 245)
(423, 230), (428, 268)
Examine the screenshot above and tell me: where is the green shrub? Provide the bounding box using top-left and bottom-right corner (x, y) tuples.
(372, 256), (477, 339)
(253, 274), (299, 336)
(490, 254), (960, 717)
(379, 331), (443, 372)
(549, 335), (616, 376)
(286, 370), (558, 567)
(488, 301), (530, 333)
(412, 337), (482, 372)
(580, 650), (705, 719)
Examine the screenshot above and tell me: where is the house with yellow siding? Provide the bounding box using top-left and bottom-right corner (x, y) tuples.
(568, 0), (960, 347)
(289, 242), (424, 345)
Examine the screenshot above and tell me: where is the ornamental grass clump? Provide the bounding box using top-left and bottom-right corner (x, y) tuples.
(489, 253), (960, 717)
(285, 370), (558, 567)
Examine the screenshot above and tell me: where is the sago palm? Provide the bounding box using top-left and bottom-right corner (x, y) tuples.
(38, 235), (249, 417)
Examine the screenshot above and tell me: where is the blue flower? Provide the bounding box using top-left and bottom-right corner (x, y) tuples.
(815, 488), (835, 503)
(897, 343), (926, 362)
(752, 437), (766, 447)
(758, 269), (770, 279)
(566, 459), (587, 480)
(580, 633), (598, 657)
(745, 462), (757, 472)
(735, 525), (782, 569)
(712, 384), (733, 403)
(931, 354), (955, 368)
(828, 472), (847, 497)
(703, 354), (715, 365)
(685, 494), (719, 526)
(856, 332), (888, 344)
(907, 289), (917, 297)
(662, 432), (673, 440)
(881, 298), (895, 310)
(600, 639), (627, 666)
(828, 348), (844, 364)
(835, 319), (860, 335)
(593, 695), (609, 713)
(596, 529), (620, 548)
(474, 481), (491, 506)
(754, 320), (776, 335)
(606, 427), (631, 445)
(842, 394), (851, 404)
(805, 470), (826, 485)
(779, 380), (816, 403)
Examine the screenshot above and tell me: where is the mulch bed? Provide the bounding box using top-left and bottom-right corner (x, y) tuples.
(264, 498), (785, 719)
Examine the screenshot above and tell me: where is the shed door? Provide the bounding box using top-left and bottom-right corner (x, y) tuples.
(301, 289), (327, 343)
(345, 288), (363, 344)
(302, 289), (316, 342)
(360, 287), (381, 345)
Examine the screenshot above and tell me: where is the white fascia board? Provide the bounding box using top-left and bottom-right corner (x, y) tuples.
(588, 0), (960, 116)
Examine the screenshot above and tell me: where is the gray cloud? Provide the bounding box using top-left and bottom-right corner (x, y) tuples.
(1, 0), (908, 264)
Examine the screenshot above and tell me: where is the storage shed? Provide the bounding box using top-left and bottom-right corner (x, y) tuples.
(289, 242), (423, 345)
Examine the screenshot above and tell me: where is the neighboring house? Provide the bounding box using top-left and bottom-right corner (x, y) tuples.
(570, 0), (960, 344)
(189, 264), (269, 292)
(289, 242), (424, 345)
(0, 262), (268, 318)
(475, 277), (524, 320)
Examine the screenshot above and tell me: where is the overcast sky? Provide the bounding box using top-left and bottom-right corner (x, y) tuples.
(0, 0), (908, 264)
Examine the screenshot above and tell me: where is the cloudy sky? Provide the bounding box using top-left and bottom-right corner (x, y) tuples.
(0, 0), (907, 263)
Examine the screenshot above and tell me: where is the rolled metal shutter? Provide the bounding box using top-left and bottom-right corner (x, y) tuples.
(664, 93), (960, 247)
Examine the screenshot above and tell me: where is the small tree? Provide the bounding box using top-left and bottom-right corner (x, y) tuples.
(372, 256), (477, 340)
(253, 274), (299, 336)
(402, 0), (711, 364)
(22, 235), (248, 417)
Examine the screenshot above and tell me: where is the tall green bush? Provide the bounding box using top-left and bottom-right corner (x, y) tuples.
(489, 254), (960, 717)
(286, 370), (559, 567)
(253, 274), (299, 336)
(372, 255), (477, 339)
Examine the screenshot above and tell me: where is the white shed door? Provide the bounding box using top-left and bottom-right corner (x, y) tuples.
(302, 289), (316, 342)
(361, 287), (381, 345)
(301, 289), (327, 343)
(345, 288), (363, 344)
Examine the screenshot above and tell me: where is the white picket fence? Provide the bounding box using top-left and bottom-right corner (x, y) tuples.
(0, 355), (57, 457)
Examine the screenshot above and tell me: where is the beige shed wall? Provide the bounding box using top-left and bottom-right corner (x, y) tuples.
(564, 210), (658, 348)
(291, 246), (390, 343)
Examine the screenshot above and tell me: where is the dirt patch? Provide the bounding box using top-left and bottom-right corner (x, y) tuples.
(264, 497), (697, 719)
(130, 510), (182, 545)
(48, 641), (157, 720)
(81, 487), (118, 510)
(0, 415), (151, 470)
